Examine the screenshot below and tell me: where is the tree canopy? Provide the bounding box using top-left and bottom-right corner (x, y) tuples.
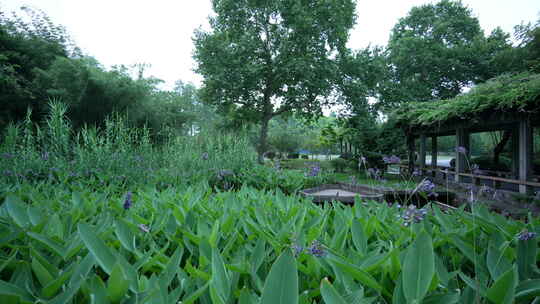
(377, 0), (514, 109)
(193, 0), (357, 162)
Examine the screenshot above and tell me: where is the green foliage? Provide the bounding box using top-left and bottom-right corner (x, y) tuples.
(471, 155), (512, 172)
(231, 165), (335, 194)
(0, 8), (215, 139)
(382, 0), (486, 104)
(393, 72), (540, 129)
(0, 101), (256, 188)
(0, 182), (539, 303)
(193, 0), (357, 160)
(0, 7), (71, 127)
(330, 158), (350, 173)
(267, 116), (317, 154)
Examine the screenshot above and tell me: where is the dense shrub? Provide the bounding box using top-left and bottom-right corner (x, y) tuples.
(362, 151), (387, 170)
(330, 158), (349, 173)
(301, 154), (309, 159)
(229, 165), (334, 194)
(264, 151), (277, 160)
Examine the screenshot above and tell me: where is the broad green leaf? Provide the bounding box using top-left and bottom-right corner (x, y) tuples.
(515, 279), (540, 300)
(27, 232), (65, 258)
(68, 253), (95, 288)
(182, 281), (209, 304)
(434, 255), (451, 287)
(210, 248), (230, 303)
(5, 195), (30, 228)
(78, 223), (116, 274)
(487, 266), (517, 304)
(251, 238), (266, 274)
(421, 292), (460, 304)
(0, 250), (18, 274)
(47, 214), (64, 240)
(402, 230), (434, 304)
(260, 249), (298, 304)
(239, 287), (257, 304)
(458, 271), (487, 297)
(320, 278), (348, 304)
(448, 235), (476, 263)
(160, 246), (183, 288)
(27, 206), (43, 227)
(0, 280), (34, 302)
(86, 274), (109, 304)
(209, 219), (220, 248)
(329, 257), (389, 297)
(351, 220), (367, 255)
(42, 265), (74, 299)
(392, 275), (406, 304)
(486, 239), (511, 281)
(31, 257), (54, 287)
(517, 237), (537, 280)
(114, 219), (135, 252)
(107, 263), (129, 303)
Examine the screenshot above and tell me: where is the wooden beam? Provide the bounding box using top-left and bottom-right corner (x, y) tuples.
(455, 128), (469, 182)
(519, 120), (533, 194)
(407, 135), (416, 176)
(397, 165), (540, 187)
(431, 136), (438, 177)
(419, 134), (426, 170)
(511, 127), (519, 179)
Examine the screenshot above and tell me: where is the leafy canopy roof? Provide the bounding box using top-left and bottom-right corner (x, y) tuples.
(393, 72), (540, 129)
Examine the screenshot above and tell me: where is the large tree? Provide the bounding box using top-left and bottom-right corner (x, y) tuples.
(379, 0), (505, 108)
(193, 0), (356, 163)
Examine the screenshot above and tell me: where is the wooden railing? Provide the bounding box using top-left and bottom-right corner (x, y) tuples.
(397, 165), (540, 188)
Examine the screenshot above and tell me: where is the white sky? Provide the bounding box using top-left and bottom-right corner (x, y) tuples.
(2, 0), (540, 89)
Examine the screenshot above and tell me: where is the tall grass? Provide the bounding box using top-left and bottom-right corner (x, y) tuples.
(0, 100), (256, 188)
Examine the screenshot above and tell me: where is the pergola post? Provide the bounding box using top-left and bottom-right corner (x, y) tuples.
(511, 127), (519, 179)
(518, 120), (533, 194)
(419, 134), (426, 173)
(431, 136), (438, 177)
(455, 128), (470, 183)
(407, 135), (416, 176)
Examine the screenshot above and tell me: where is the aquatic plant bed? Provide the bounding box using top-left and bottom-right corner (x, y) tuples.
(1, 183), (540, 303)
(300, 183), (384, 203)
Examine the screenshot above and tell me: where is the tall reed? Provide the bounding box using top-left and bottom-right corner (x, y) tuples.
(0, 100), (256, 188)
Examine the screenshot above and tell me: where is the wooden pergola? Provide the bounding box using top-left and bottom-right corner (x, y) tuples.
(394, 73), (540, 195)
(405, 113), (539, 195)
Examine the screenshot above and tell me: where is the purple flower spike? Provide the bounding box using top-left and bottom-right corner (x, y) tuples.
(419, 179), (435, 192)
(517, 230), (537, 241)
(307, 240), (326, 257)
(305, 164), (321, 177)
(291, 244), (304, 257)
(400, 204), (428, 226)
(123, 192), (133, 210)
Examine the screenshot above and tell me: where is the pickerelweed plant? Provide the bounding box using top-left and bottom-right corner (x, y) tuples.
(0, 183), (538, 303)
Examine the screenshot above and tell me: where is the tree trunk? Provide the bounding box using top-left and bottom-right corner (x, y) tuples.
(257, 114), (271, 164)
(493, 130), (512, 164)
